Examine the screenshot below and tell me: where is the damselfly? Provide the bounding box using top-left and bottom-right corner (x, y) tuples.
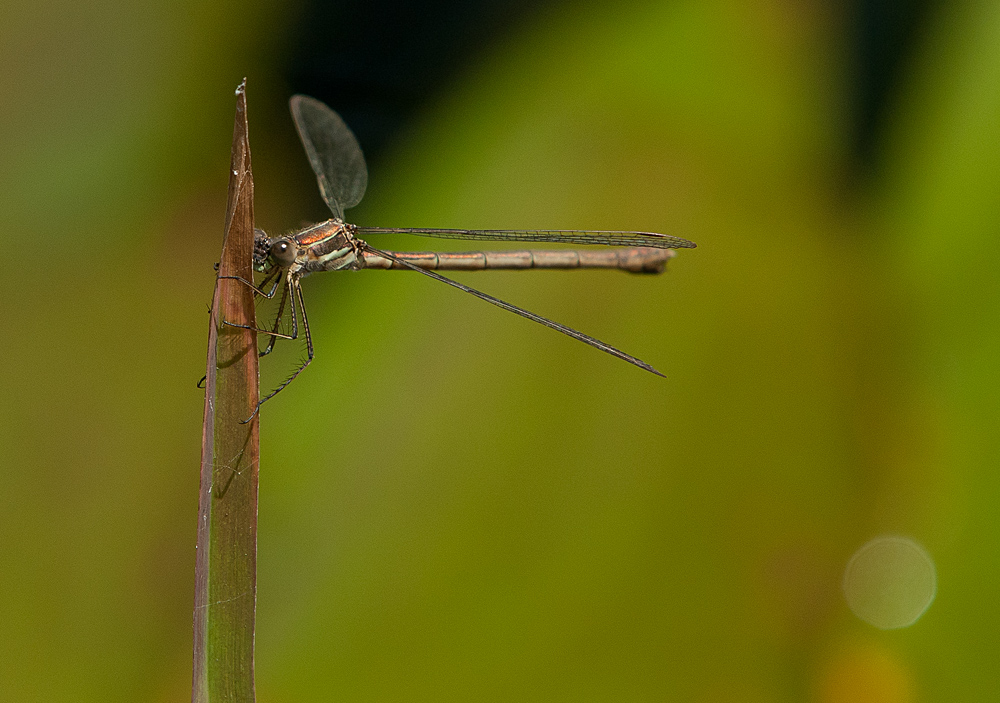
(225, 95), (696, 420)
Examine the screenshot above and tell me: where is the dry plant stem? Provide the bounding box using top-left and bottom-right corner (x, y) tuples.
(193, 79), (261, 703)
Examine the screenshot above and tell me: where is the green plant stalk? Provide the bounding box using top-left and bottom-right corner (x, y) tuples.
(192, 79), (260, 703)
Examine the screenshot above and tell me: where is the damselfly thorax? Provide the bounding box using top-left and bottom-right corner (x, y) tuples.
(254, 220), (363, 277)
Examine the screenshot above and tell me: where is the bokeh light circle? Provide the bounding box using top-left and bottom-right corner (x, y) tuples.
(843, 535), (937, 629)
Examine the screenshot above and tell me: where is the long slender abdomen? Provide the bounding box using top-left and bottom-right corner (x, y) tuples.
(360, 247), (672, 274)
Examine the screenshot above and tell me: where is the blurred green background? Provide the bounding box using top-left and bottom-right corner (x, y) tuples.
(2, 0), (999, 700)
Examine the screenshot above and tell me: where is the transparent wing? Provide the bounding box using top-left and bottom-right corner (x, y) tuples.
(290, 95), (369, 220)
(354, 227), (697, 249)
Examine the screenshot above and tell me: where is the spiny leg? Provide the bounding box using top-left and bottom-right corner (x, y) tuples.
(198, 267), (287, 389)
(259, 276), (295, 357)
(217, 266), (281, 298)
(241, 279), (315, 423)
(220, 270), (297, 340)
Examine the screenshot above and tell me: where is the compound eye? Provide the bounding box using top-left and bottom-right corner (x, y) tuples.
(270, 239), (296, 266)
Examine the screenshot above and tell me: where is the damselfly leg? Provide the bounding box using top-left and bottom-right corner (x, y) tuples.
(219, 268), (315, 422)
